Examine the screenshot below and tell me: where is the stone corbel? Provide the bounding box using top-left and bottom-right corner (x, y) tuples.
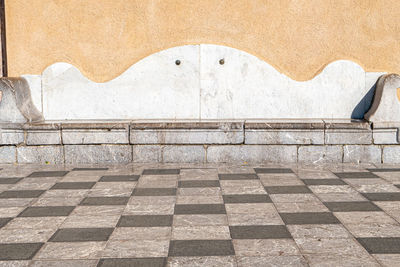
(365, 74), (400, 142)
(0, 77), (44, 123)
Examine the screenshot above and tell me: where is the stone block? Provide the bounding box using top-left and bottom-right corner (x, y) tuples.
(132, 145), (162, 163)
(325, 129), (372, 144)
(382, 146), (400, 164)
(62, 129), (128, 144)
(206, 145), (297, 163)
(298, 146), (342, 164)
(343, 145), (382, 164)
(17, 146), (64, 164)
(0, 146), (17, 163)
(163, 145), (205, 163)
(130, 129), (243, 144)
(373, 129), (398, 144)
(64, 145), (132, 164)
(245, 129), (324, 145)
(26, 130), (61, 145)
(0, 129), (24, 145)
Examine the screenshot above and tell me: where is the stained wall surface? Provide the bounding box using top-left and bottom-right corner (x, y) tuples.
(5, 0), (400, 82)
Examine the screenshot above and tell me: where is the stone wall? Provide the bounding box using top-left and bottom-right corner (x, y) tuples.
(0, 121), (398, 164)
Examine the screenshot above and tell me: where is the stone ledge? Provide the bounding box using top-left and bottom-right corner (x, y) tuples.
(245, 129), (324, 145)
(0, 144), (399, 164)
(0, 120), (379, 146)
(373, 128), (399, 144)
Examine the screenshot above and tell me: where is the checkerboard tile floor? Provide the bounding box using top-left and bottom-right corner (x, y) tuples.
(0, 164), (399, 266)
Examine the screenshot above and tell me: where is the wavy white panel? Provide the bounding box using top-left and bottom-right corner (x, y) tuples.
(42, 45), (200, 120)
(200, 45), (367, 119)
(40, 44), (372, 120)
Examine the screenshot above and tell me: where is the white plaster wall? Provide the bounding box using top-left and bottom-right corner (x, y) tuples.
(31, 45), (381, 121)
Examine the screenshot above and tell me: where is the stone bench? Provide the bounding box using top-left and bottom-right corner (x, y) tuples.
(0, 45), (399, 164)
(0, 119), (397, 164)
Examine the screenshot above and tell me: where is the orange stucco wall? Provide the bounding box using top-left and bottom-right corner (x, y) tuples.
(5, 0), (400, 82)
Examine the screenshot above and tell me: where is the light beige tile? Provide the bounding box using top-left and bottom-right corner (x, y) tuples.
(173, 214), (228, 226)
(237, 256), (307, 267)
(172, 226), (230, 240)
(61, 215), (120, 228)
(168, 256), (237, 267)
(233, 239), (300, 256)
(35, 242), (106, 260)
(102, 240), (169, 258)
(110, 227), (171, 240)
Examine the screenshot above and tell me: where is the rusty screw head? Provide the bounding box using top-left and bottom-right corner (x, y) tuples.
(219, 59), (225, 65)
(175, 60), (181, 66)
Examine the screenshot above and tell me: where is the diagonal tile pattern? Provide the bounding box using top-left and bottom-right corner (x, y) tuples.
(0, 164), (398, 266)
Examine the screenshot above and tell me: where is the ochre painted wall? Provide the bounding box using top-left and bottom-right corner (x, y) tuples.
(5, 0), (400, 82)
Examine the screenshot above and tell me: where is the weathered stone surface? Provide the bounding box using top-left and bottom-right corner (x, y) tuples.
(163, 146), (205, 163)
(0, 77), (44, 122)
(206, 145), (297, 163)
(298, 146), (342, 164)
(373, 129), (398, 144)
(245, 119), (325, 129)
(0, 129), (24, 145)
(130, 129), (243, 144)
(26, 130), (61, 145)
(365, 74), (400, 129)
(325, 129), (372, 145)
(343, 145), (382, 164)
(382, 146), (400, 164)
(132, 145), (162, 163)
(324, 119), (371, 129)
(62, 129), (128, 144)
(64, 145), (132, 164)
(17, 146), (63, 164)
(245, 129), (324, 145)
(0, 146), (16, 163)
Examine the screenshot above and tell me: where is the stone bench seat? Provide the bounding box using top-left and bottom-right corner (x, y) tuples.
(0, 119), (398, 165)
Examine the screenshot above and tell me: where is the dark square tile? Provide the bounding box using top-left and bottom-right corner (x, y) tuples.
(117, 215), (173, 227)
(97, 258), (166, 267)
(27, 171), (68, 178)
(334, 172), (379, 179)
(362, 193), (400, 201)
(302, 179), (346, 185)
(0, 178), (23, 184)
(99, 175), (140, 182)
(229, 225), (291, 239)
(324, 201), (381, 212)
(367, 168), (400, 172)
(18, 206), (75, 217)
(357, 237), (400, 254)
(80, 197), (130, 206)
(0, 190), (45, 198)
(218, 174), (258, 180)
(0, 218), (12, 228)
(264, 186), (311, 194)
(279, 212), (340, 225)
(72, 168), (109, 171)
(51, 182), (96, 190)
(132, 188), (177, 196)
(0, 243), (43, 260)
(49, 228), (114, 242)
(254, 168), (294, 174)
(174, 204), (226, 214)
(168, 240), (234, 256)
(142, 169), (180, 175)
(178, 180), (220, 188)
(223, 194), (272, 203)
